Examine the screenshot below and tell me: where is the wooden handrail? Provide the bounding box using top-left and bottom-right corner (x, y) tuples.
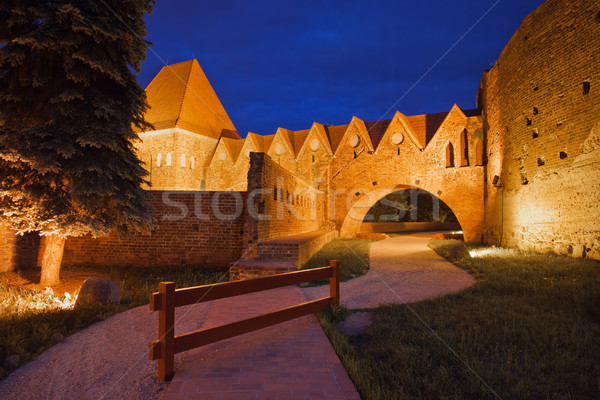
(150, 266), (333, 310)
(149, 260), (340, 380)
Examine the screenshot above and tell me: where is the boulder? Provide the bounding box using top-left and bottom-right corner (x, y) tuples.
(448, 243), (471, 259)
(76, 277), (121, 306)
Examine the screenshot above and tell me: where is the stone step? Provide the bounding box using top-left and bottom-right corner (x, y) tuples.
(229, 259), (297, 281)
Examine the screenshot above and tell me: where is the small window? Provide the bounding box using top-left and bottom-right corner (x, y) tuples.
(274, 187), (278, 201)
(190, 156), (195, 169)
(180, 154), (186, 167)
(446, 142), (455, 168)
(156, 153), (162, 167)
(460, 130), (469, 167)
(166, 152), (172, 166)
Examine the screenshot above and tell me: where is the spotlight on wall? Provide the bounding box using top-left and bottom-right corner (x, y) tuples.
(492, 175), (502, 188)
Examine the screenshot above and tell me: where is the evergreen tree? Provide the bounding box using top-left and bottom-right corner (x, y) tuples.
(0, 1), (155, 286)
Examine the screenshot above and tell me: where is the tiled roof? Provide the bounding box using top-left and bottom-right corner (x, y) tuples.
(364, 119), (392, 150)
(324, 124), (349, 154)
(140, 60), (238, 139)
(405, 112), (449, 147)
(221, 137), (245, 163)
(290, 129), (311, 156)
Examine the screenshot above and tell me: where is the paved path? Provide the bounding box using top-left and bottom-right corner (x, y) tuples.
(162, 286), (360, 400)
(1, 232), (473, 400)
(302, 232), (475, 309)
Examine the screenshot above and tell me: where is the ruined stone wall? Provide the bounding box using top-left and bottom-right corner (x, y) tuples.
(63, 191), (247, 267)
(479, 0), (600, 258)
(135, 128), (218, 191)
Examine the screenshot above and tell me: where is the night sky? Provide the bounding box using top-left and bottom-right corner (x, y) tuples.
(137, 0), (544, 137)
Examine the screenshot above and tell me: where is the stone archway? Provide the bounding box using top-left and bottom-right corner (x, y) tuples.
(338, 184), (483, 242)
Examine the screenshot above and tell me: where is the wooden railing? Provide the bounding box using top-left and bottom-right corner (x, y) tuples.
(149, 260), (340, 380)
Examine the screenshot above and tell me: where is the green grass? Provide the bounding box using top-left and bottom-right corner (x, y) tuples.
(299, 238), (378, 284)
(318, 240), (600, 399)
(0, 265), (226, 380)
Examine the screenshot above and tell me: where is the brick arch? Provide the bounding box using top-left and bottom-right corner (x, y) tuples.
(338, 183), (481, 242)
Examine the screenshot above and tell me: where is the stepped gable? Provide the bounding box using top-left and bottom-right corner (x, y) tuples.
(140, 59), (239, 139)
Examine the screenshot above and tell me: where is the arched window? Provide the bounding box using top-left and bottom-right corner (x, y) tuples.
(156, 153), (162, 167)
(446, 142), (455, 168)
(180, 154), (186, 167)
(166, 152), (172, 166)
(460, 129), (469, 167)
(200, 180), (206, 190)
(475, 139), (484, 166)
(190, 156), (195, 169)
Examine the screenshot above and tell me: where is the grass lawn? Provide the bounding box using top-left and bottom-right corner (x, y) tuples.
(0, 264), (227, 380)
(318, 239), (600, 399)
(299, 238), (379, 283)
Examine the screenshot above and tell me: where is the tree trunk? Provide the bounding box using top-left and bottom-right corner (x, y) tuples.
(39, 234), (66, 287)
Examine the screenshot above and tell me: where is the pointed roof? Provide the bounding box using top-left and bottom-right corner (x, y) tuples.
(140, 59), (239, 139)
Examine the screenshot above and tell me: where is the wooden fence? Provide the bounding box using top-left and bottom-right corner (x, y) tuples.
(148, 260), (340, 380)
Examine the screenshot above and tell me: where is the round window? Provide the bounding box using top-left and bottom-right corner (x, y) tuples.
(348, 134), (360, 148)
(391, 132), (404, 145)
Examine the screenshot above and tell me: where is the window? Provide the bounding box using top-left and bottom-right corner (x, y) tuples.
(190, 156), (195, 169)
(156, 153), (162, 167)
(180, 154), (186, 167)
(166, 152), (172, 166)
(446, 143), (455, 168)
(460, 130), (469, 167)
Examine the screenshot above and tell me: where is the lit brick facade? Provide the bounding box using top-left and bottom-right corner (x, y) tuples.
(1, 0), (598, 271)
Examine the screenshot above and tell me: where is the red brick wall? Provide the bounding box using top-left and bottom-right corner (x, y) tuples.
(243, 153), (325, 256)
(478, 0), (600, 257)
(62, 191), (247, 268)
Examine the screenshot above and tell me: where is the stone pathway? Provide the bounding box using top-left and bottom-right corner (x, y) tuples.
(162, 286), (360, 400)
(302, 232), (475, 309)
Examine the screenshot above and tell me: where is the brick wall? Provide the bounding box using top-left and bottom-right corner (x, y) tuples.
(478, 0), (600, 258)
(243, 153), (324, 256)
(62, 190), (247, 268)
(136, 128), (219, 191)
(326, 109), (485, 242)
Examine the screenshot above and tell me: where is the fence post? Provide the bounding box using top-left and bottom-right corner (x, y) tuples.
(330, 260), (340, 305)
(158, 282), (175, 380)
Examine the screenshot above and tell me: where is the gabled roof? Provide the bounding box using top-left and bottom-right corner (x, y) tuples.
(245, 132), (265, 152)
(324, 124), (350, 154)
(261, 134), (276, 153)
(140, 59), (239, 139)
(220, 137), (245, 163)
(364, 119), (392, 150)
(405, 111), (448, 147)
(289, 129), (311, 157)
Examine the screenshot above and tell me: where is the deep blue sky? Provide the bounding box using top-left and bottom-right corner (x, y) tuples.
(137, 0), (544, 137)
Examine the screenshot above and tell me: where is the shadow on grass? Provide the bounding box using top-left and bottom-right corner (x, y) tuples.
(318, 240), (600, 399)
(299, 238), (381, 286)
